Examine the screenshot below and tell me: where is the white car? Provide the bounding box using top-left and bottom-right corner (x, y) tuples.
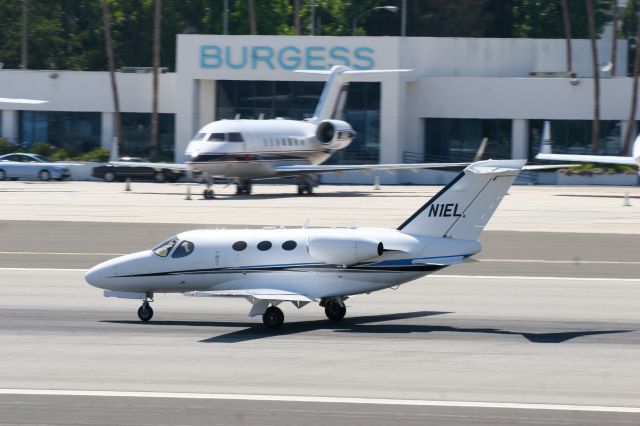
(0, 153), (71, 181)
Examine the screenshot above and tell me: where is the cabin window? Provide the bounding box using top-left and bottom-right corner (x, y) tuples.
(257, 241), (272, 251)
(152, 237), (178, 258)
(192, 132), (206, 141)
(208, 133), (225, 142)
(232, 241), (247, 251)
(282, 240), (297, 251)
(172, 241), (195, 258)
(228, 132), (244, 142)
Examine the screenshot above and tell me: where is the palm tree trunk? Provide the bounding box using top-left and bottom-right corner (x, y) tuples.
(151, 0), (161, 159)
(20, 0), (28, 69)
(248, 0), (257, 35)
(561, 0), (572, 73)
(610, 0), (618, 76)
(621, 6), (640, 155)
(100, 0), (123, 156)
(586, 0), (600, 154)
(293, 0), (301, 35)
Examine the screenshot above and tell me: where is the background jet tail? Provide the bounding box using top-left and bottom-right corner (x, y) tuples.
(296, 66), (410, 122)
(397, 160), (525, 240)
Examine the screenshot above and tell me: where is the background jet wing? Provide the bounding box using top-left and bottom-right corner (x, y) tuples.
(273, 162), (469, 177)
(185, 289), (314, 302)
(110, 161), (189, 171)
(535, 153), (637, 166)
(0, 97), (48, 104)
(522, 164), (580, 170)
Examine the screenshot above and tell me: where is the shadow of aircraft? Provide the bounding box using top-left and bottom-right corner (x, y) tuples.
(102, 310), (632, 344)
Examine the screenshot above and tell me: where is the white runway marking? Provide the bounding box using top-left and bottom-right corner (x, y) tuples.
(0, 389), (639, 413)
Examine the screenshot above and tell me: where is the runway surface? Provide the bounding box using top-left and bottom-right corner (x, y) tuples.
(1, 266), (640, 424)
(1, 182), (639, 424)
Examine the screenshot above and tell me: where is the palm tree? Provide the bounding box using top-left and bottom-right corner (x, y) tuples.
(610, 0), (619, 76)
(561, 0), (573, 73)
(100, 0), (123, 158)
(248, 0), (257, 34)
(150, 0), (161, 159)
(293, 0), (301, 35)
(621, 5), (640, 155)
(586, 0), (600, 154)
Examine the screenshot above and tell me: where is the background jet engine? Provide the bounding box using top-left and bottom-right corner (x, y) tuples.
(308, 233), (383, 266)
(315, 120), (355, 150)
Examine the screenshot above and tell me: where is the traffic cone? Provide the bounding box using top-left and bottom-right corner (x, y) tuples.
(125, 177), (131, 192)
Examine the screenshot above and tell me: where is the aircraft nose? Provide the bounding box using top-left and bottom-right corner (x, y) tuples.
(85, 262), (112, 289)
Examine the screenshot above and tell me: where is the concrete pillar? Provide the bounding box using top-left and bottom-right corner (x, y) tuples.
(378, 75), (405, 183)
(1, 110), (19, 144)
(198, 79), (216, 128)
(511, 119), (529, 159)
(175, 77), (199, 162)
(100, 112), (115, 150)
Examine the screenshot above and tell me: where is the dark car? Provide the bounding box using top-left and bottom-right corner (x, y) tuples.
(92, 157), (184, 183)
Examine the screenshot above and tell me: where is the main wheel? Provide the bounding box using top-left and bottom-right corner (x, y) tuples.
(137, 302), (154, 322)
(154, 171), (166, 183)
(203, 189), (215, 199)
(38, 169), (51, 181)
(104, 171), (116, 182)
(0, 169), (6, 181)
(325, 301), (346, 321)
(262, 306), (284, 329)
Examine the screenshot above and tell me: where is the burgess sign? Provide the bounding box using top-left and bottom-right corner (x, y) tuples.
(200, 45), (376, 71)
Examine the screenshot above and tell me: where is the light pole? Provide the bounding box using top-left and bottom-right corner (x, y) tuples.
(352, 5), (398, 36)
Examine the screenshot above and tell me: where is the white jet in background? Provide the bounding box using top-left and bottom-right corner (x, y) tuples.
(536, 121), (640, 172)
(112, 65), (468, 197)
(86, 159), (525, 329)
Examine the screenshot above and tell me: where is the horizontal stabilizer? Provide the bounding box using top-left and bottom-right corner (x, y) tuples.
(536, 153), (637, 166)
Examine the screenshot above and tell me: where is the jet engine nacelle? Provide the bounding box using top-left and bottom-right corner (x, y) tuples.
(308, 233), (383, 266)
(315, 120), (354, 150)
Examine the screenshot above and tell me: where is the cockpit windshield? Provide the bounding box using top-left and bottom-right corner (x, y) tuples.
(152, 237), (178, 257)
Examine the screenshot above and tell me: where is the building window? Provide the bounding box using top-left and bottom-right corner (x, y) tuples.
(423, 118), (512, 162)
(121, 113), (175, 158)
(18, 111), (101, 152)
(529, 120), (622, 159)
(216, 80), (380, 164)
(257, 241), (272, 251)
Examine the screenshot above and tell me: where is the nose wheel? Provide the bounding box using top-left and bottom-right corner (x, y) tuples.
(262, 306), (284, 329)
(137, 301), (154, 322)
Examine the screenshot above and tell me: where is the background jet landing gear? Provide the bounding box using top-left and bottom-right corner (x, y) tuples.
(322, 298), (347, 321)
(262, 306), (284, 329)
(235, 179), (252, 195)
(297, 175), (317, 195)
(201, 173), (215, 199)
(137, 300), (154, 322)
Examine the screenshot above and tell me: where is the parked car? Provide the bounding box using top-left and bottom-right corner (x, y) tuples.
(92, 157), (184, 183)
(0, 153), (71, 181)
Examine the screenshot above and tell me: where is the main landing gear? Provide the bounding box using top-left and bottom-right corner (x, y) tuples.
(235, 179), (252, 195)
(323, 299), (347, 321)
(297, 176), (316, 195)
(137, 300), (154, 322)
(262, 306), (284, 329)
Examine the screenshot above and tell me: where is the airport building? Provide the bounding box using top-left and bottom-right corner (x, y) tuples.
(0, 34), (636, 183)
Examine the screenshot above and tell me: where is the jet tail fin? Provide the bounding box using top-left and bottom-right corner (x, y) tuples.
(296, 66), (411, 122)
(397, 160), (525, 240)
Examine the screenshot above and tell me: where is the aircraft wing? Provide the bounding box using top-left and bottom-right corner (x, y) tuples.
(536, 153), (637, 166)
(110, 161), (188, 171)
(0, 97), (48, 104)
(184, 289), (315, 302)
(273, 162), (469, 177)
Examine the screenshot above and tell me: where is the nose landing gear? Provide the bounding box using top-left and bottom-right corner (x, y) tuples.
(137, 300), (154, 322)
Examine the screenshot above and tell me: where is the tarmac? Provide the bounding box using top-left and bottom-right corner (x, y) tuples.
(0, 180), (639, 425)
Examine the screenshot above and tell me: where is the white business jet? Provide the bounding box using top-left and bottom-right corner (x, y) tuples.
(86, 159), (525, 329)
(116, 66), (467, 198)
(536, 121), (640, 172)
